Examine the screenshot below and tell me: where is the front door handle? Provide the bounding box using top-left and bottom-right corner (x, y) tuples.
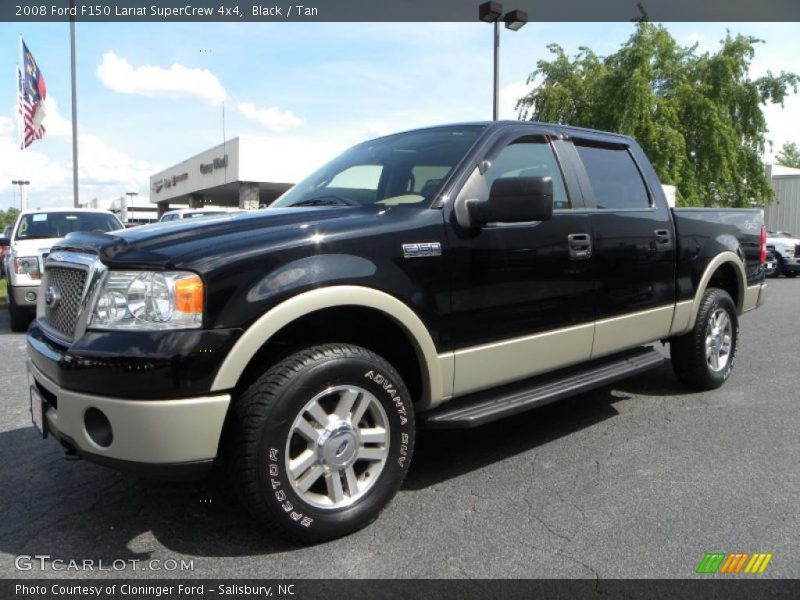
(654, 228), (672, 247)
(568, 233), (592, 260)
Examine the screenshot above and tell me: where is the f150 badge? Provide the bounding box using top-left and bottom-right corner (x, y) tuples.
(402, 242), (442, 258)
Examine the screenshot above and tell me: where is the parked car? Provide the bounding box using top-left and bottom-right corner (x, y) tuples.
(159, 208), (244, 222)
(27, 122), (767, 543)
(5, 208), (123, 331)
(0, 225), (12, 278)
(765, 230), (800, 278)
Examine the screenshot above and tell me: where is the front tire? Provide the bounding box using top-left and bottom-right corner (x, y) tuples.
(228, 344), (415, 544)
(670, 288), (738, 390)
(773, 257), (784, 278)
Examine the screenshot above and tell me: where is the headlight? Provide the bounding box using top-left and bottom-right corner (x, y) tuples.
(89, 271), (204, 330)
(14, 256), (41, 280)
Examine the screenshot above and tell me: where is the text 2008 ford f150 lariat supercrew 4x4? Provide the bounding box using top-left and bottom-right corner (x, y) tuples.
(26, 122), (768, 542)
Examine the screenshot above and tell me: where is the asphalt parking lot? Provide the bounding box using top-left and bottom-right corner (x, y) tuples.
(0, 280), (797, 580)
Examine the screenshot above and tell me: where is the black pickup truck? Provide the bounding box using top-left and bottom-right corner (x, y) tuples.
(26, 122), (767, 542)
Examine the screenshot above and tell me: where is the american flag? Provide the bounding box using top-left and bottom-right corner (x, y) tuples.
(18, 39), (47, 149)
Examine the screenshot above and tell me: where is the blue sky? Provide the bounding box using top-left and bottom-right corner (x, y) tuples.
(1, 21), (798, 210)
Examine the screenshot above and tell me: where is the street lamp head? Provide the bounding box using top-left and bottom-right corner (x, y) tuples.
(504, 9), (528, 31)
(479, 1), (503, 22)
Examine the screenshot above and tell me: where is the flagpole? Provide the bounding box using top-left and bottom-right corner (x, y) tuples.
(69, 0), (79, 207)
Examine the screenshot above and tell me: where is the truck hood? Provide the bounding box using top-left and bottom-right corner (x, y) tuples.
(11, 237), (62, 256)
(50, 207), (367, 268)
(767, 235), (800, 245)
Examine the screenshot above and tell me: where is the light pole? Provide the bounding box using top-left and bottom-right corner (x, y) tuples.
(11, 180), (30, 211)
(479, 2), (528, 121)
(124, 191), (138, 224)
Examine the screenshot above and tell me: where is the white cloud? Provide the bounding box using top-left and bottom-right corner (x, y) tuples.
(237, 101), (305, 132)
(40, 96), (72, 137)
(499, 81), (533, 120)
(0, 115), (14, 137)
(763, 94), (800, 163)
(97, 51), (226, 105)
(0, 97), (156, 210)
(364, 120), (392, 137)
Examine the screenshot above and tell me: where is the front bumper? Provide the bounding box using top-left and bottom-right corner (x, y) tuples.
(783, 257), (800, 273)
(27, 359), (230, 478)
(10, 283), (39, 307)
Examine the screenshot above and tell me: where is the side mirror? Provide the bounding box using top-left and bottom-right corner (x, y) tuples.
(466, 176), (554, 226)
(0, 237), (9, 247)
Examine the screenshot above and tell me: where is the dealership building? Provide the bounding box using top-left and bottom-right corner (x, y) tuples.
(764, 164), (800, 234)
(149, 137), (302, 215)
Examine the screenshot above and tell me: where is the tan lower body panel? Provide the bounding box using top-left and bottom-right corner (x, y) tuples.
(668, 300), (694, 336)
(742, 284), (764, 313)
(29, 360), (230, 464)
(452, 323), (595, 397)
(448, 304), (676, 399)
(591, 304), (675, 359)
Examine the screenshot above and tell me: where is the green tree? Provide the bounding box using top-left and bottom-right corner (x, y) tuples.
(0, 208), (20, 230)
(517, 20), (798, 207)
(775, 142), (800, 169)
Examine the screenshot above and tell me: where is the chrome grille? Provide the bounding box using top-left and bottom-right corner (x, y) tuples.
(44, 266), (88, 341)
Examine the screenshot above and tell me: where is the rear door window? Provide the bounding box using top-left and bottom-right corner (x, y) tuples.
(575, 143), (651, 210)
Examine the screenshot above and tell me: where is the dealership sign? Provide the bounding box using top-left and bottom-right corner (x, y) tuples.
(200, 155), (228, 175)
(152, 172), (189, 194)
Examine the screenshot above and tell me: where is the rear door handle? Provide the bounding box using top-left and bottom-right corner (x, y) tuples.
(567, 233), (592, 260)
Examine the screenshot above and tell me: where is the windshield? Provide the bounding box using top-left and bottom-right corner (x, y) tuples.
(14, 212), (121, 240)
(271, 126), (484, 209)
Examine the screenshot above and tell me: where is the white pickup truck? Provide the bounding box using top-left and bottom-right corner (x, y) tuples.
(3, 208), (123, 331)
(766, 230), (800, 278)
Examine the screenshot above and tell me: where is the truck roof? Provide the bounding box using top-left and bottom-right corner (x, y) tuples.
(365, 120), (634, 146)
(17, 207), (116, 216)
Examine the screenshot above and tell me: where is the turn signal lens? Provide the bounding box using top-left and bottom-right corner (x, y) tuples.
(175, 274), (204, 314)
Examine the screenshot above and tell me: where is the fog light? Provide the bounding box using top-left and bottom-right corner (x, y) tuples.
(25, 292), (36, 302)
(84, 407), (113, 448)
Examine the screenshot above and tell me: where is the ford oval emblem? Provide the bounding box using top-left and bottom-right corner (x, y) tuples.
(45, 285), (60, 309)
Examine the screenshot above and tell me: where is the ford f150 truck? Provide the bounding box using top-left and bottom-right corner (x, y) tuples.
(5, 208), (123, 331)
(26, 122), (767, 543)
(765, 230), (800, 277)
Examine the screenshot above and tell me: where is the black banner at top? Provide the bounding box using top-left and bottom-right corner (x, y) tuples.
(3, 0), (800, 23)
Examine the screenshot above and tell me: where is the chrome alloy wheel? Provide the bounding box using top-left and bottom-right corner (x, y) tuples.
(284, 385), (390, 509)
(705, 308), (733, 372)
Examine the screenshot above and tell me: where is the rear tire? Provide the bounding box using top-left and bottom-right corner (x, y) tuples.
(670, 288), (738, 391)
(228, 343), (415, 544)
(785, 271), (798, 278)
(8, 290), (33, 332)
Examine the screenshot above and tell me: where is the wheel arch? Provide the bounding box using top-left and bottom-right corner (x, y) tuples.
(211, 286), (446, 410)
(681, 252), (746, 335)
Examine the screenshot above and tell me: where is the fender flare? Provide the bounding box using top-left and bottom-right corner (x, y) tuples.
(673, 251), (746, 337)
(210, 285), (444, 409)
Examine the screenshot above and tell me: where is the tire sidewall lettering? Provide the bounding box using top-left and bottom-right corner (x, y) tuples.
(256, 358), (413, 531)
